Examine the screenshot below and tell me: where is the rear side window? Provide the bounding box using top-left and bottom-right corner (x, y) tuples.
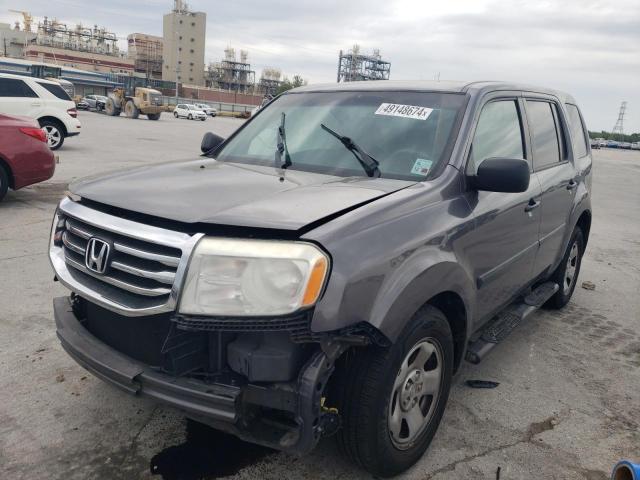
(565, 104), (588, 158)
(470, 100), (525, 172)
(527, 100), (562, 170)
(36, 82), (72, 100)
(0, 78), (39, 98)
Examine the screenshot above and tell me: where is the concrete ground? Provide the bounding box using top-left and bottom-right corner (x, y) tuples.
(0, 112), (638, 480)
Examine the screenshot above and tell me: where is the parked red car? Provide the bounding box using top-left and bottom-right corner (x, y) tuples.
(0, 114), (55, 202)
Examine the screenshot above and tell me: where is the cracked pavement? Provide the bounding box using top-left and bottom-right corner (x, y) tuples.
(1, 113), (639, 479)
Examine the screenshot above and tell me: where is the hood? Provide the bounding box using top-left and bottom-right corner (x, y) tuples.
(70, 159), (415, 231)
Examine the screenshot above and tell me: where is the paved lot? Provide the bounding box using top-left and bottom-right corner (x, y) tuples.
(1, 112), (639, 480)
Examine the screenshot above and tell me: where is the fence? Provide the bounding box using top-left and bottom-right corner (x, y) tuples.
(159, 96), (256, 115)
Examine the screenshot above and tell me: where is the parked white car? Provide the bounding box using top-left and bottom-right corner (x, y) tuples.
(194, 103), (217, 117)
(631, 142), (640, 151)
(0, 73), (81, 150)
(173, 104), (207, 121)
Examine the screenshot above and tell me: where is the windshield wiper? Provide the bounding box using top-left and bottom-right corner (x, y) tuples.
(275, 112), (292, 169)
(320, 124), (380, 178)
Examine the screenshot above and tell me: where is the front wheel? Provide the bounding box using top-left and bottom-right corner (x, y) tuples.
(545, 227), (585, 309)
(188, 114), (193, 120)
(147, 113), (161, 121)
(173, 112), (178, 118)
(39, 120), (65, 150)
(336, 305), (453, 477)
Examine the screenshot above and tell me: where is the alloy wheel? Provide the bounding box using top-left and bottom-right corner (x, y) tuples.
(42, 125), (62, 149)
(388, 339), (443, 450)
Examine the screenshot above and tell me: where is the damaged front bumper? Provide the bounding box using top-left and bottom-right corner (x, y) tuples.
(53, 296), (349, 454)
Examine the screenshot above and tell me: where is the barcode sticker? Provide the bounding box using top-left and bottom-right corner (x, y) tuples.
(375, 103), (433, 120)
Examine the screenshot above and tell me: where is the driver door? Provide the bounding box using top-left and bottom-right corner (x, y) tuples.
(463, 96), (543, 322)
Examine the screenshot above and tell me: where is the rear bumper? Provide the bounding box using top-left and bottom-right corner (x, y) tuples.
(53, 296), (340, 454)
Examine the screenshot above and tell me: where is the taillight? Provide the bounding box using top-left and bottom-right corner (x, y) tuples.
(19, 127), (47, 143)
(67, 108), (78, 118)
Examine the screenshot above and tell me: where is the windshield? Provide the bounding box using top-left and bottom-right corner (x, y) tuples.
(215, 91), (466, 180)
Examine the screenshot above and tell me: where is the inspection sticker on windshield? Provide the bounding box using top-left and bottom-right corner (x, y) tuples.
(375, 103), (433, 120)
(411, 158), (433, 176)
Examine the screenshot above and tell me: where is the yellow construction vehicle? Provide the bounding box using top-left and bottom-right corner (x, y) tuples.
(105, 86), (168, 120)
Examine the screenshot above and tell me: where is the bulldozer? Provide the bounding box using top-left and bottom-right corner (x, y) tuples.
(105, 86), (167, 120)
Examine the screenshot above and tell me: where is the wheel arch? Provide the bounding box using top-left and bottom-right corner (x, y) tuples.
(38, 116), (67, 136)
(576, 209), (592, 248)
(369, 258), (475, 374)
(0, 155), (15, 189)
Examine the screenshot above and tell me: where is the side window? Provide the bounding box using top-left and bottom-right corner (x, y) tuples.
(0, 78), (39, 98)
(470, 100), (525, 172)
(36, 82), (72, 100)
(527, 100), (562, 169)
(565, 104), (588, 158)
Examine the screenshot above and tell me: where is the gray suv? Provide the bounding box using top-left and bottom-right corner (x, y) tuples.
(49, 80), (592, 476)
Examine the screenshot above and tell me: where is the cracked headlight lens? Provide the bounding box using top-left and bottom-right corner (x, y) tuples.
(179, 238), (329, 316)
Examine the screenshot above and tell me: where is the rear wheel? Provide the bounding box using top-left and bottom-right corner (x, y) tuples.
(125, 100), (140, 119)
(147, 113), (161, 121)
(0, 165), (9, 202)
(39, 119), (65, 150)
(545, 227), (585, 309)
(200, 117), (206, 121)
(105, 98), (120, 116)
(188, 113), (193, 120)
(336, 305), (453, 477)
(173, 112), (179, 118)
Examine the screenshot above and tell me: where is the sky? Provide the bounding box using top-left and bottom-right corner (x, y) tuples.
(1, 0), (639, 132)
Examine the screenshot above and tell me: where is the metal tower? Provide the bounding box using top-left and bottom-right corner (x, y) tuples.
(612, 101), (627, 137)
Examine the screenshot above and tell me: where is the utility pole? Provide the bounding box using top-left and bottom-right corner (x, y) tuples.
(174, 14), (180, 104)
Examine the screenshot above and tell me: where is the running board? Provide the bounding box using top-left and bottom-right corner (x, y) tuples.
(465, 282), (559, 364)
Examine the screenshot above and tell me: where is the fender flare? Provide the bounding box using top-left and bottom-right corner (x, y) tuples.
(368, 248), (476, 344)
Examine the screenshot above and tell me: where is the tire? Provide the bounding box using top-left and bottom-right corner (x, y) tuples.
(200, 117), (206, 121)
(173, 112), (179, 118)
(147, 113), (161, 121)
(0, 165), (9, 202)
(105, 98), (120, 116)
(335, 305), (454, 477)
(39, 119), (65, 150)
(188, 114), (193, 120)
(125, 100), (140, 119)
(544, 227), (585, 309)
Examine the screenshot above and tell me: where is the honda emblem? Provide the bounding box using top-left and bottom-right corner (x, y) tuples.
(85, 237), (111, 274)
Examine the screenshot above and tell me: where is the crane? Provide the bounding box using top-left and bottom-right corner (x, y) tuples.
(8, 9), (33, 32)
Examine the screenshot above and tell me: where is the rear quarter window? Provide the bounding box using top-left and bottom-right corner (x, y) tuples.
(36, 82), (72, 100)
(565, 104), (589, 158)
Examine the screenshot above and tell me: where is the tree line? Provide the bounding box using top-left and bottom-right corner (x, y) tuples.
(589, 131), (640, 143)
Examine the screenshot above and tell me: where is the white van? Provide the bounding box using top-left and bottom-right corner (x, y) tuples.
(0, 73), (81, 150)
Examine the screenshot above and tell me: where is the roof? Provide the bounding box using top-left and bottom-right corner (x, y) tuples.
(0, 72), (59, 84)
(289, 79), (574, 102)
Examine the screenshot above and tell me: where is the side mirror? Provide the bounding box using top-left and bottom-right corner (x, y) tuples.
(471, 157), (530, 193)
(200, 132), (225, 154)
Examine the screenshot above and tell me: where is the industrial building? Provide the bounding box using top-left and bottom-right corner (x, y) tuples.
(0, 18), (36, 58)
(257, 67), (283, 96)
(206, 47), (256, 94)
(162, 0), (206, 86)
(127, 33), (163, 79)
(337, 45), (391, 82)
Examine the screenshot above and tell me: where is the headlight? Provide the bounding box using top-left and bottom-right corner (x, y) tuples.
(179, 238), (329, 316)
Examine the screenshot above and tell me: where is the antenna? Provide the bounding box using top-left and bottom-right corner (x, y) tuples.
(611, 101), (627, 139)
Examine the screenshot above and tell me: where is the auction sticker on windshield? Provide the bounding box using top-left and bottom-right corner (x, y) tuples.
(375, 103), (434, 120)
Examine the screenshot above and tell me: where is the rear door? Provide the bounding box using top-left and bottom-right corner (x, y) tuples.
(464, 94), (543, 320)
(0, 78), (42, 118)
(524, 97), (576, 277)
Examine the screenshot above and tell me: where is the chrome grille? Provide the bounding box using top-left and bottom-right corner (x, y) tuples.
(50, 197), (202, 316)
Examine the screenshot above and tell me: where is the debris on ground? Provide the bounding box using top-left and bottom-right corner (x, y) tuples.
(55, 374), (65, 383)
(465, 380), (500, 389)
(582, 281), (596, 290)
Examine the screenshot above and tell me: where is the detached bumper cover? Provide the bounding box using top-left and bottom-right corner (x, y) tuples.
(54, 296), (239, 421)
(53, 296), (338, 454)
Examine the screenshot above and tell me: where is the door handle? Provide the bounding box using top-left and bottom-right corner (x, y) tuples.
(567, 180), (578, 190)
(525, 199), (541, 212)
